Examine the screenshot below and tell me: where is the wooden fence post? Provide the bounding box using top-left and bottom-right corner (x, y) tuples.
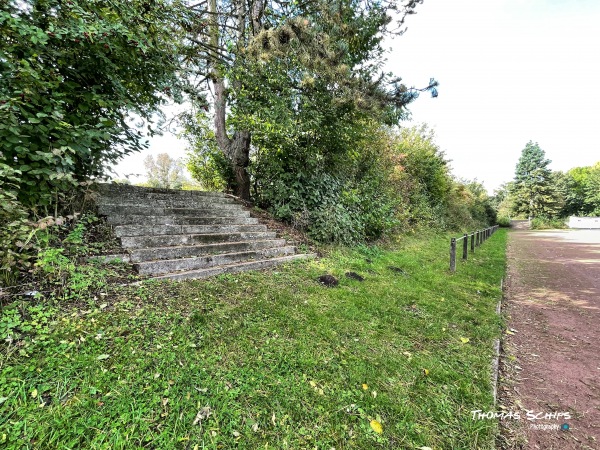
(450, 238), (456, 272)
(471, 232), (475, 253)
(462, 234), (468, 260)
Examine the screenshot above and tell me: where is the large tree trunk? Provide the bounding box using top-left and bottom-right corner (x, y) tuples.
(213, 78), (252, 200)
(208, 0), (258, 201)
(230, 131), (251, 200)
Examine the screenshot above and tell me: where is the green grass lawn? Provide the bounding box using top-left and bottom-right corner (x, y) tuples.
(1, 230), (507, 449)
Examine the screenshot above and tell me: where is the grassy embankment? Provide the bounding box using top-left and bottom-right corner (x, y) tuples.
(1, 229), (507, 449)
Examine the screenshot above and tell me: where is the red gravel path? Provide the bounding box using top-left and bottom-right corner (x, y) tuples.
(499, 224), (600, 449)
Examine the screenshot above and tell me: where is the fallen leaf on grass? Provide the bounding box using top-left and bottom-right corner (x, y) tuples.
(192, 406), (212, 426)
(417, 447), (433, 450)
(460, 337), (470, 344)
(370, 419), (383, 434)
(96, 354), (110, 360)
(422, 369), (430, 376)
(30, 389), (38, 399)
(362, 384), (368, 390)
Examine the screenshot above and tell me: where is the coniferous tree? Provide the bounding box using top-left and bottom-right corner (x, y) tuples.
(511, 141), (562, 219)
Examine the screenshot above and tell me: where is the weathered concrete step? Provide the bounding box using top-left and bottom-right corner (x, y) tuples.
(129, 239), (287, 262)
(115, 224), (268, 237)
(135, 246), (297, 275)
(98, 205), (250, 217)
(120, 231), (277, 249)
(106, 215), (259, 226)
(96, 198), (236, 209)
(150, 253), (316, 281)
(96, 183), (229, 199)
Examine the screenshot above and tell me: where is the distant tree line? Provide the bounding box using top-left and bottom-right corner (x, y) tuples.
(493, 141), (600, 228)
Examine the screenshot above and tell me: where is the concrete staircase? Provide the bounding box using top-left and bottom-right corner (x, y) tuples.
(94, 183), (314, 280)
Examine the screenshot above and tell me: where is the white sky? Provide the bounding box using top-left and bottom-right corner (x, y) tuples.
(114, 0), (600, 192)
(386, 0), (600, 192)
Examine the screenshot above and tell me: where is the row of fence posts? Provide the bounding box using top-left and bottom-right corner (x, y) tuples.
(449, 225), (499, 272)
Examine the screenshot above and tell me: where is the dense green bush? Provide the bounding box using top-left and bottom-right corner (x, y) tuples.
(1, 0), (182, 207)
(388, 126), (495, 232)
(184, 116), (233, 191)
(497, 216), (511, 227)
(186, 121), (497, 243)
(0, 164), (38, 285)
(248, 120), (401, 244)
(530, 217), (567, 230)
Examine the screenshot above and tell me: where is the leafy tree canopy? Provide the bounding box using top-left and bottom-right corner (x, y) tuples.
(144, 153), (186, 190)
(180, 0), (437, 199)
(0, 0), (183, 206)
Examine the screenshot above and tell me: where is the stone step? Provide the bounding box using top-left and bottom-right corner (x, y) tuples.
(98, 205), (250, 218)
(150, 253), (316, 281)
(120, 231), (277, 249)
(96, 183), (229, 199)
(114, 224), (267, 237)
(96, 197), (236, 208)
(134, 246), (297, 275)
(106, 215), (259, 226)
(129, 239), (287, 262)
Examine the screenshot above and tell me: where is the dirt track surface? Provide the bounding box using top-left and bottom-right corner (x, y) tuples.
(500, 225), (600, 449)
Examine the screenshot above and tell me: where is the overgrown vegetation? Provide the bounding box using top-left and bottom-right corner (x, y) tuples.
(0, 0), (186, 285)
(0, 2), (507, 447)
(530, 217), (567, 230)
(188, 123), (498, 244)
(1, 212), (138, 300)
(0, 0), (183, 206)
(0, 230), (507, 449)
